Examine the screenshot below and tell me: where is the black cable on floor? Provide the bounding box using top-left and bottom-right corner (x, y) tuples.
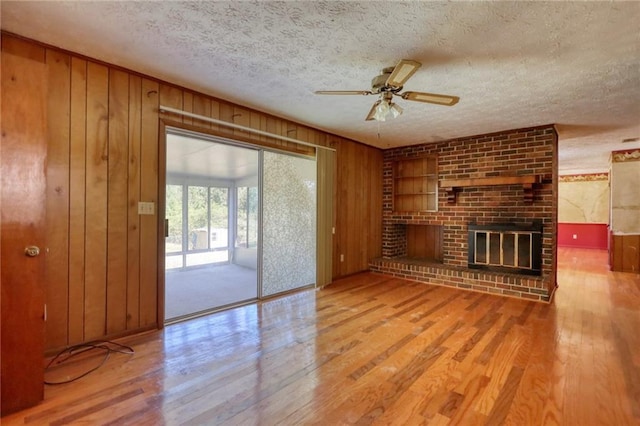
(44, 340), (134, 385)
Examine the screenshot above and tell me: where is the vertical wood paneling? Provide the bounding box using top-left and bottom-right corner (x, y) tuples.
(250, 111), (264, 143)
(159, 84), (183, 123)
(106, 69), (130, 334)
(182, 91), (194, 126)
(613, 235), (623, 271)
(127, 75), (142, 330)
(266, 116), (284, 149)
(286, 122), (297, 152)
(192, 93), (211, 129)
(337, 140), (352, 276)
(45, 49), (71, 349)
(140, 78), (159, 327)
(434, 225), (443, 261)
(5, 36), (383, 351)
(623, 235), (640, 272)
(359, 144), (369, 267)
(313, 129), (326, 148)
(232, 106), (251, 140)
(84, 61), (109, 340)
(68, 57), (87, 344)
(297, 126), (309, 145)
(317, 148), (336, 287)
(334, 139), (345, 278)
(406, 225), (442, 261)
(219, 102), (235, 137)
(612, 234), (640, 272)
(370, 148), (383, 259)
(210, 99), (221, 132)
(332, 137), (383, 278)
(348, 142), (359, 274)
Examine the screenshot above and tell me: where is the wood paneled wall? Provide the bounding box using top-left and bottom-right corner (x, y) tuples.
(611, 233), (640, 273)
(334, 139), (383, 278)
(1, 34), (382, 352)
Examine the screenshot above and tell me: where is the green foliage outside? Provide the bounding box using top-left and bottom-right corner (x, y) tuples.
(165, 184), (229, 252)
(166, 184), (259, 252)
(236, 186), (258, 248)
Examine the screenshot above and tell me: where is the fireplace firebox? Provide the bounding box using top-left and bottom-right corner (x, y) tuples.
(468, 221), (542, 276)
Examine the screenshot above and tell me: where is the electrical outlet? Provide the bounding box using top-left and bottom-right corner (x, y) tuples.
(138, 201), (155, 215)
(340, 254), (344, 262)
(572, 234), (578, 239)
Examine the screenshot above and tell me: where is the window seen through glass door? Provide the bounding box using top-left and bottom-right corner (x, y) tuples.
(236, 186), (258, 249)
(165, 184), (230, 269)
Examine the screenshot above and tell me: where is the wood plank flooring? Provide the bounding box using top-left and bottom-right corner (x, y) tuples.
(3, 248), (639, 425)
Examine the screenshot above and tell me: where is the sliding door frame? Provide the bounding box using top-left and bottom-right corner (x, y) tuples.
(158, 121), (332, 326)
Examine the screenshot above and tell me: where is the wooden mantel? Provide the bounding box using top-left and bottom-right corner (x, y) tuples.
(440, 175), (541, 203)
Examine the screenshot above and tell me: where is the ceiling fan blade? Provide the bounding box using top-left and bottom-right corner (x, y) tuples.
(401, 91), (460, 106)
(365, 101), (380, 121)
(386, 59), (421, 88)
(314, 90), (372, 96)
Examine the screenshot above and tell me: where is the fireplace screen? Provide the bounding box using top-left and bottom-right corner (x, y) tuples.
(468, 222), (542, 275)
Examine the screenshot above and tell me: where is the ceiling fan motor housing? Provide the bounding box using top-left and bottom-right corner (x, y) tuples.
(371, 67), (402, 94)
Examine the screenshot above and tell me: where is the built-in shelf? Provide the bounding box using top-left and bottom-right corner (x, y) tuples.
(440, 175), (541, 204)
(393, 156), (438, 212)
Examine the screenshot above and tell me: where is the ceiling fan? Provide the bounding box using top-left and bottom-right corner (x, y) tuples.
(315, 59), (459, 122)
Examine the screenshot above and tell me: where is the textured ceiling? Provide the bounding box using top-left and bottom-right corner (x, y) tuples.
(2, 1), (639, 174)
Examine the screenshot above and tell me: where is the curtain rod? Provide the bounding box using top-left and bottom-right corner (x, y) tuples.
(159, 105), (336, 152)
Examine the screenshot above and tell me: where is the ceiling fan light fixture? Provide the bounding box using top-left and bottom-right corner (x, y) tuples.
(371, 98), (403, 121)
(374, 99), (390, 121)
(389, 102), (403, 119)
(365, 101), (378, 121)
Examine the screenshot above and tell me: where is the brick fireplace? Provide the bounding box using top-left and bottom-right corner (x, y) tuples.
(370, 125), (558, 302)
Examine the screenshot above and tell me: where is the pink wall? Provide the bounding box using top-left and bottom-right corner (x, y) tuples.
(558, 223), (608, 249)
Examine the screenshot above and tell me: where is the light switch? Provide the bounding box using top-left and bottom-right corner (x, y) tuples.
(138, 201), (155, 215)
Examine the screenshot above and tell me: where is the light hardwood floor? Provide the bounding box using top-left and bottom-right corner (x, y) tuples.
(3, 248), (639, 425)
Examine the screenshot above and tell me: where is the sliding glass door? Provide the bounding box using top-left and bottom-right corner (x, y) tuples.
(262, 151), (317, 296)
(164, 128), (319, 322)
